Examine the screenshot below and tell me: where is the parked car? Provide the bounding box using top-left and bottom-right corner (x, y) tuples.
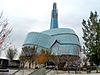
(45, 61), (55, 69)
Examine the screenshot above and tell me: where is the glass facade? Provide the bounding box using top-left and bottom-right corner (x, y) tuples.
(23, 3), (81, 57)
(23, 28), (81, 56)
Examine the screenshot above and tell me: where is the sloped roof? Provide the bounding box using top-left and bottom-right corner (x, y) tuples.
(42, 28), (80, 46)
(42, 28), (76, 35)
(24, 32), (56, 48)
(23, 28), (81, 56)
(24, 28), (80, 48)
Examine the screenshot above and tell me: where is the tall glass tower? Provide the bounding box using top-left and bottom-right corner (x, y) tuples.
(50, 2), (58, 29)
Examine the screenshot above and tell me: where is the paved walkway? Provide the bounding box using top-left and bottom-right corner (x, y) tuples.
(0, 69), (34, 75)
(0, 69), (100, 75)
(47, 70), (100, 75)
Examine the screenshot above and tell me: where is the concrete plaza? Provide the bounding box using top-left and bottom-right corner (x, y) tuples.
(47, 70), (100, 75)
(0, 69), (100, 75)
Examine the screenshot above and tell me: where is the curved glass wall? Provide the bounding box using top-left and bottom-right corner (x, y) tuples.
(23, 28), (81, 56)
(51, 42), (80, 56)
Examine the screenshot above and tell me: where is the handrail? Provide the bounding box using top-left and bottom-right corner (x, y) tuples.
(28, 67), (45, 75)
(11, 67), (54, 75)
(11, 68), (21, 75)
(44, 69), (53, 75)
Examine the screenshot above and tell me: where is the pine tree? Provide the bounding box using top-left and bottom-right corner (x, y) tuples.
(82, 11), (100, 66)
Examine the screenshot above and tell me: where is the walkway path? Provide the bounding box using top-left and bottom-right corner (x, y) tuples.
(0, 69), (100, 75)
(47, 70), (100, 75)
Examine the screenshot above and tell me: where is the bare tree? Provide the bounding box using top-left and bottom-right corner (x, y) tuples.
(19, 46), (37, 68)
(6, 48), (17, 61)
(0, 11), (12, 55)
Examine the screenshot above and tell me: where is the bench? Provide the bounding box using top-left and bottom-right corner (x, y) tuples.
(0, 69), (9, 72)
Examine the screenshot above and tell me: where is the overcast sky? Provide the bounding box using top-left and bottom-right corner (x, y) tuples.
(0, 0), (100, 52)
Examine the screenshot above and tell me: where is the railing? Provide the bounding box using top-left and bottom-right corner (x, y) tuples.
(28, 66), (54, 75)
(28, 67), (46, 75)
(45, 68), (53, 75)
(11, 68), (21, 75)
(9, 66), (54, 75)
